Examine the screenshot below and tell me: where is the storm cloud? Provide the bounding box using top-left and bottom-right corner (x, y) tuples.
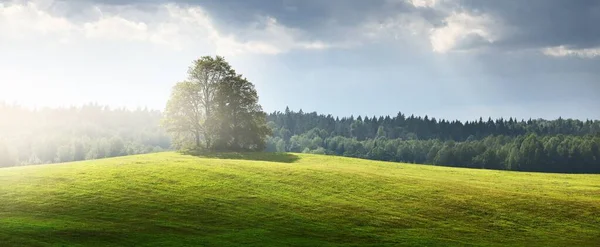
(0, 0), (598, 120)
(72, 0), (600, 55)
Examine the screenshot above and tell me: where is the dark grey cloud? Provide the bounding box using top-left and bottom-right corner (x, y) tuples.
(457, 0), (600, 50)
(72, 0), (423, 41)
(83, 0), (408, 28)
(78, 0), (600, 52)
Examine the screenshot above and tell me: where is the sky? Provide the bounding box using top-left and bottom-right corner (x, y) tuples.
(0, 0), (599, 121)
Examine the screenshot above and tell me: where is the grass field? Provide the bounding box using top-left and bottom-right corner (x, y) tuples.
(0, 152), (599, 246)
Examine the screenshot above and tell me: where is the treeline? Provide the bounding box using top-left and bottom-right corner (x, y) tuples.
(2, 103), (599, 173)
(0, 103), (170, 167)
(267, 108), (600, 141)
(266, 108), (600, 173)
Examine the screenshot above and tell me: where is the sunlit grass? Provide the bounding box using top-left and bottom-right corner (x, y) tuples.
(0, 152), (599, 246)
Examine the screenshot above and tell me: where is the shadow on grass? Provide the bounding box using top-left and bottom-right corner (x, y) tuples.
(183, 150), (301, 163)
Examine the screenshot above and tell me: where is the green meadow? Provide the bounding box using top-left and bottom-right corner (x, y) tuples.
(0, 152), (599, 246)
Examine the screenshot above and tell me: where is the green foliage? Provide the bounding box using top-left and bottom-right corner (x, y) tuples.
(267, 109), (600, 173)
(0, 104), (170, 167)
(286, 134), (600, 173)
(214, 76), (271, 151)
(162, 56), (270, 151)
(1, 152), (599, 246)
(268, 110), (600, 141)
(162, 81), (205, 149)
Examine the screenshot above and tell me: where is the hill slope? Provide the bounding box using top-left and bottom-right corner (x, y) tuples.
(0, 152), (599, 246)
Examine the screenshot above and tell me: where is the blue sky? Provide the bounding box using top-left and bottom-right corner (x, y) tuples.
(0, 0), (599, 121)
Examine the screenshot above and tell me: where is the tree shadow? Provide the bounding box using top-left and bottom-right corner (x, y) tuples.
(183, 150), (301, 163)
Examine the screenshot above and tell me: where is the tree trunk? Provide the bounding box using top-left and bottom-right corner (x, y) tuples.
(205, 102), (212, 150)
(195, 131), (201, 148)
(232, 109), (238, 150)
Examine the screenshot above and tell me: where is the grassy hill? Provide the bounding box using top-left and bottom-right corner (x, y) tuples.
(0, 152), (599, 246)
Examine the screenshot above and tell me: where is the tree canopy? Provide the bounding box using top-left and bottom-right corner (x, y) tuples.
(162, 56), (270, 151)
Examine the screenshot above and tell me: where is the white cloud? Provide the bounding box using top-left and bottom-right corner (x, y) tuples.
(209, 16), (354, 55)
(429, 12), (498, 53)
(83, 16), (148, 42)
(213, 16), (310, 55)
(0, 1), (335, 55)
(361, 3), (501, 54)
(542, 46), (600, 58)
(0, 1), (76, 40)
(407, 0), (439, 8)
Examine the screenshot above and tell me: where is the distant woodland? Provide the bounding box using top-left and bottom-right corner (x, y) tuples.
(0, 103), (170, 167)
(1, 103), (599, 173)
(265, 108), (600, 173)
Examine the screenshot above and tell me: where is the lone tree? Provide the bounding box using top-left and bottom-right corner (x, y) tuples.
(162, 56), (270, 151)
